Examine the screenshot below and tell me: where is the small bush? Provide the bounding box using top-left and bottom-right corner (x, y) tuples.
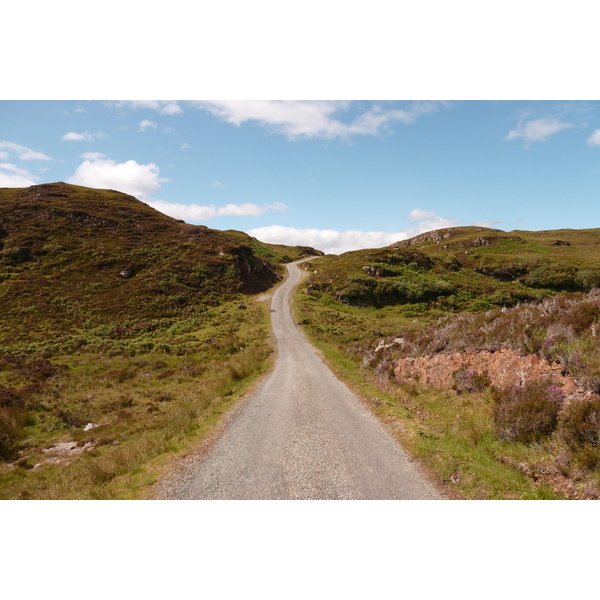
(0, 406), (30, 459)
(558, 395), (600, 470)
(19, 359), (66, 381)
(452, 368), (491, 393)
(0, 386), (22, 408)
(107, 369), (137, 383)
(565, 302), (600, 333)
(492, 380), (562, 444)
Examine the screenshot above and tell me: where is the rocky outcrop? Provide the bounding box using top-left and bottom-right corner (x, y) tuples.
(394, 348), (590, 400)
(390, 226), (502, 248)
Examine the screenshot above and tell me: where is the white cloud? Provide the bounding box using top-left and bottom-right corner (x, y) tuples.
(0, 162), (38, 187)
(247, 209), (460, 254)
(405, 209), (460, 234)
(247, 226), (405, 254)
(587, 129), (600, 146)
(145, 199), (289, 222)
(506, 118), (573, 145)
(0, 141), (51, 161)
(115, 101), (183, 115)
(139, 120), (158, 132)
(192, 100), (440, 140)
(62, 131), (97, 142)
(210, 180), (226, 188)
(81, 152), (105, 160)
(180, 142), (191, 150)
(67, 157), (165, 199)
(406, 208), (436, 220)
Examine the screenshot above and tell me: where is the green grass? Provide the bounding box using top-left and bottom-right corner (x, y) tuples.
(295, 228), (600, 499)
(304, 226), (600, 315)
(295, 322), (568, 499)
(0, 297), (275, 499)
(0, 182), (322, 499)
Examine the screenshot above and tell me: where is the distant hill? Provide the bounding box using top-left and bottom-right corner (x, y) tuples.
(303, 225), (600, 312)
(0, 182), (320, 348)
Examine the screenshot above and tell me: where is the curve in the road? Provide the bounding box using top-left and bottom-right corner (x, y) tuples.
(174, 260), (441, 500)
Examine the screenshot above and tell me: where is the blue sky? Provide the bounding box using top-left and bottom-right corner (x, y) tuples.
(4, 0), (599, 586)
(2, 100), (600, 253)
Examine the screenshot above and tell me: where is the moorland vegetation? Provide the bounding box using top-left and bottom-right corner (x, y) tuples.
(4, 182), (599, 501)
(297, 226), (600, 499)
(0, 182), (320, 498)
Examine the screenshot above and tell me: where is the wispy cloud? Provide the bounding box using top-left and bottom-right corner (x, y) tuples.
(62, 131), (108, 142)
(0, 162), (39, 187)
(80, 152), (105, 161)
(405, 208), (460, 235)
(0, 141), (51, 161)
(210, 180), (226, 188)
(145, 199), (289, 221)
(113, 101), (183, 115)
(506, 118), (573, 146)
(406, 208), (437, 220)
(138, 120), (158, 132)
(67, 157), (166, 199)
(247, 209), (460, 254)
(191, 100), (442, 140)
(587, 129), (600, 146)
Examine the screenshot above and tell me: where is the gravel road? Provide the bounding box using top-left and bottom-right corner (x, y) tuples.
(168, 260), (441, 500)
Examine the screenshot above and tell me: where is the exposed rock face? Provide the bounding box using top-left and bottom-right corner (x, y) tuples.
(394, 348), (589, 399)
(390, 226), (502, 248)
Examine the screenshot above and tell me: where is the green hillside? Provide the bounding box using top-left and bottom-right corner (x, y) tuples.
(0, 182), (320, 499)
(296, 226), (600, 499)
(302, 226), (600, 315)
(0, 182), (320, 353)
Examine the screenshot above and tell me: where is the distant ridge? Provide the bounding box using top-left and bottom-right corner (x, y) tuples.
(302, 223), (600, 311)
(390, 226), (503, 248)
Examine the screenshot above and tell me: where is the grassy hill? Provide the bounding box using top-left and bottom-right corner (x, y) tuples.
(296, 226), (600, 499)
(0, 182), (320, 498)
(303, 226), (600, 314)
(0, 182), (320, 352)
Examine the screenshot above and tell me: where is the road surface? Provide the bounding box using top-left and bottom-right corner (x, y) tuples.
(172, 260), (441, 500)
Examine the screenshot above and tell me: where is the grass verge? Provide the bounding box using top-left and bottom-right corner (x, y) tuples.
(0, 299), (274, 499)
(294, 286), (580, 500)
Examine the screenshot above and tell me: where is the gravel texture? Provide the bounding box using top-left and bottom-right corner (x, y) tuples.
(154, 261), (441, 500)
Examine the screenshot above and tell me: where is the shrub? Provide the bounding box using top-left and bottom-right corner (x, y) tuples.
(521, 260), (579, 291)
(0, 406), (31, 460)
(18, 359), (68, 382)
(0, 386), (22, 408)
(492, 380), (562, 444)
(564, 301), (600, 333)
(452, 368), (491, 393)
(558, 395), (600, 470)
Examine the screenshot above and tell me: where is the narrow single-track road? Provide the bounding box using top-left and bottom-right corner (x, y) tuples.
(170, 260), (440, 500)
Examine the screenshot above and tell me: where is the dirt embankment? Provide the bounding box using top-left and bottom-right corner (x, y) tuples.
(394, 348), (594, 401)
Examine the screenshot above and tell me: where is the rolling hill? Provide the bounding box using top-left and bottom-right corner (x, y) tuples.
(303, 225), (600, 313)
(0, 182), (320, 351)
(0, 182), (321, 498)
(296, 226), (600, 499)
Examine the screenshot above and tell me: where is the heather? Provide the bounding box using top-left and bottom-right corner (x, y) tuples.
(386, 289), (600, 395)
(296, 227), (600, 498)
(0, 183), (320, 499)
